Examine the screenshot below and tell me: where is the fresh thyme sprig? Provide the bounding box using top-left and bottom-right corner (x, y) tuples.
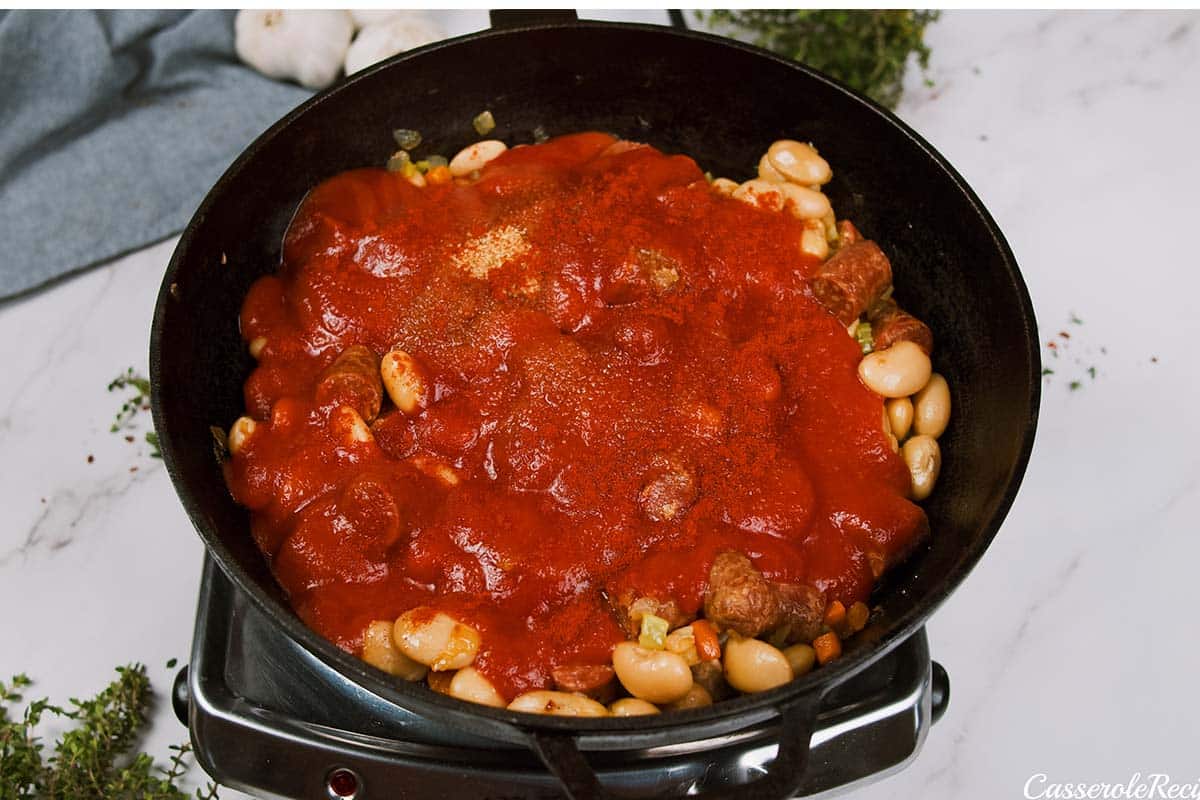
(0, 666), (217, 800)
(697, 10), (940, 110)
(107, 368), (161, 458)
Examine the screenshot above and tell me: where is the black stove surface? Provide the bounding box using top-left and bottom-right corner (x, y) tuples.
(175, 558), (947, 799)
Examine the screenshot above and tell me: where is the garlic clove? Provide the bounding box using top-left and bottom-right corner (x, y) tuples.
(349, 10), (403, 30)
(234, 10), (354, 90)
(343, 13), (446, 76)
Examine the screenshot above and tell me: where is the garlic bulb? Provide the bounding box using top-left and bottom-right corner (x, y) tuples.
(344, 13), (446, 76)
(235, 10), (354, 90)
(349, 10), (402, 30)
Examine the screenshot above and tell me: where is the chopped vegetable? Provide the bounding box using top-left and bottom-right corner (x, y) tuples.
(473, 110), (496, 136)
(823, 600), (847, 630)
(386, 149), (411, 173)
(813, 631), (842, 665)
(847, 601), (870, 633)
(638, 614), (670, 650)
(426, 154), (449, 169)
(691, 619), (722, 661)
(697, 10), (940, 110)
(425, 165), (452, 185)
(392, 128), (422, 150)
(854, 319), (874, 354)
(532, 125), (550, 144)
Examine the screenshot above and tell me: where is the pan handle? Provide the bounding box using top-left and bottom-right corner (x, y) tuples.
(527, 693), (821, 800)
(488, 10), (579, 29)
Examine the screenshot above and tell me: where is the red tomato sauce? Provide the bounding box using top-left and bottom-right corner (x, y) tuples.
(227, 132), (927, 700)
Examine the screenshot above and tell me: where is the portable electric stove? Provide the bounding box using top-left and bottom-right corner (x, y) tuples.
(173, 558), (949, 799)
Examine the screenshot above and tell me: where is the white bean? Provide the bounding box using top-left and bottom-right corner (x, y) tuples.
(612, 642), (694, 704)
(449, 140), (507, 177)
(858, 341), (932, 398)
(732, 179), (786, 212)
(723, 637), (793, 693)
(393, 608), (481, 671)
(766, 139), (832, 186)
(902, 434), (942, 501)
(448, 667), (506, 708)
(248, 336), (267, 359)
(710, 177), (739, 196)
(664, 683), (713, 711)
(800, 219), (830, 260)
(609, 697), (660, 716)
(886, 397), (914, 441)
(757, 154), (787, 183)
(227, 416), (258, 456)
(361, 620), (427, 681)
(912, 373), (951, 438)
(380, 348), (428, 415)
(332, 405), (373, 444)
(507, 691), (609, 717)
(778, 183), (832, 221)
(783, 643), (816, 678)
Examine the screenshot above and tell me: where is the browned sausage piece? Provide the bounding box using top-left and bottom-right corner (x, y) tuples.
(610, 590), (693, 638)
(316, 345), (383, 421)
(703, 551), (778, 638)
(868, 298), (934, 354)
(836, 219), (862, 248)
(690, 660), (732, 701)
(770, 582), (827, 645)
(809, 240), (893, 326)
(552, 665), (617, 701)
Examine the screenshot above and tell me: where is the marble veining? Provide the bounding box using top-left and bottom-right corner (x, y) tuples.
(2, 10), (1198, 799)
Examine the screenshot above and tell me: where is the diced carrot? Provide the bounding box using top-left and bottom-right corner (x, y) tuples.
(692, 619), (721, 662)
(426, 165), (453, 185)
(813, 631), (842, 665)
(847, 601), (870, 633)
(823, 600), (846, 628)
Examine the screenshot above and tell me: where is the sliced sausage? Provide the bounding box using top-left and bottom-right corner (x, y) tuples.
(770, 582), (827, 645)
(703, 551), (777, 638)
(315, 344), (382, 421)
(868, 297), (934, 354)
(809, 240), (893, 326)
(552, 664), (617, 702)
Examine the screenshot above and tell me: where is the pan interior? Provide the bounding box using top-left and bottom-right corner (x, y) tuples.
(151, 23), (1037, 742)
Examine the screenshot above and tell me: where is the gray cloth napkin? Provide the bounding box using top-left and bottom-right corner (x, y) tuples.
(0, 10), (311, 300)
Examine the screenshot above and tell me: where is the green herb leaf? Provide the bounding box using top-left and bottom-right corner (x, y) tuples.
(697, 10), (940, 109)
(0, 667), (218, 799)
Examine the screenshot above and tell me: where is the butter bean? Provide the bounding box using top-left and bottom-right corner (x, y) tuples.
(767, 140), (832, 186)
(612, 642), (694, 704)
(609, 697), (660, 716)
(248, 336), (267, 359)
(858, 341), (932, 398)
(902, 434), (942, 501)
(448, 667), (506, 708)
(361, 620), (427, 681)
(710, 177), (739, 196)
(508, 690), (609, 717)
(757, 154), (787, 182)
(912, 373), (951, 438)
(732, 179), (786, 212)
(381, 348), (428, 415)
(886, 397), (914, 441)
(783, 643), (816, 677)
(227, 416), (258, 456)
(723, 637), (793, 693)
(393, 608), (481, 671)
(449, 140), (507, 177)
(800, 219), (830, 260)
(778, 183), (832, 221)
(664, 683), (713, 711)
(332, 405), (373, 444)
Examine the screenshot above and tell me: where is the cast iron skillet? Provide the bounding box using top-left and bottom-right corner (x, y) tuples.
(150, 13), (1039, 799)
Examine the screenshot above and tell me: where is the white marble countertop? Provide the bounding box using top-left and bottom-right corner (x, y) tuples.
(3, 9), (1199, 799)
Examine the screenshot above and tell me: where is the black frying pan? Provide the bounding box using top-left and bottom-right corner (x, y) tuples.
(150, 14), (1039, 799)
